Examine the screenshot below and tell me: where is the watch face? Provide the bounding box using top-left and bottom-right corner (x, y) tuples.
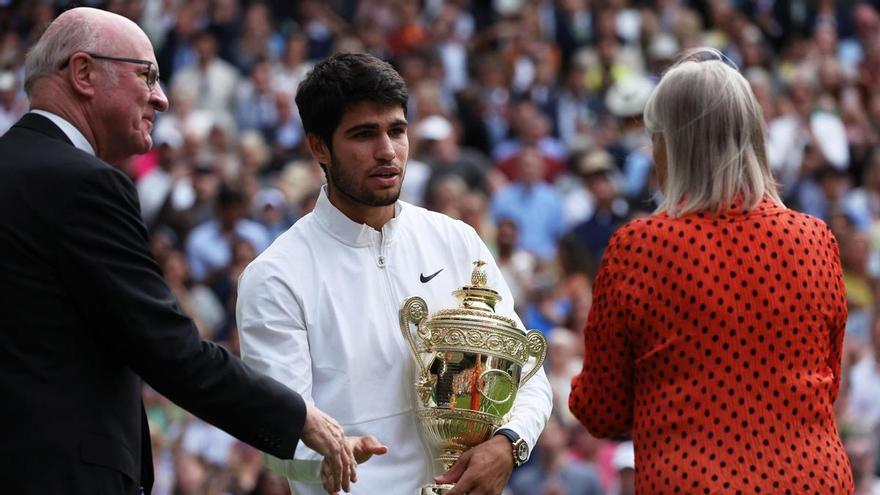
(516, 441), (529, 461)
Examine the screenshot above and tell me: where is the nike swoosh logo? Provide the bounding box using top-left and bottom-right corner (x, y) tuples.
(420, 269), (443, 283)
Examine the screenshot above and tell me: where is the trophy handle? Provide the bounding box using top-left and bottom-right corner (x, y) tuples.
(520, 330), (547, 386)
(399, 296), (431, 376)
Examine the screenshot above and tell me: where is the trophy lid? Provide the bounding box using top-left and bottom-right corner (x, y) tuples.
(453, 260), (502, 313)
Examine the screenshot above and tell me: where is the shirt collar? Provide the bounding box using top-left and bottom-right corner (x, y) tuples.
(29, 110), (96, 156)
(313, 185), (403, 247)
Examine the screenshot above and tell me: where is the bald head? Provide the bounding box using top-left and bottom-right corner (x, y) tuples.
(23, 7), (169, 164)
(25, 7), (147, 96)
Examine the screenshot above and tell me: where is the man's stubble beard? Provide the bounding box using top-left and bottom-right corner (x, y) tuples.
(328, 155), (403, 207)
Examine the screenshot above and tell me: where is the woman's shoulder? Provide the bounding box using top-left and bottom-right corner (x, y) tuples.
(770, 206), (836, 238)
(604, 213), (676, 257)
(610, 213), (678, 240)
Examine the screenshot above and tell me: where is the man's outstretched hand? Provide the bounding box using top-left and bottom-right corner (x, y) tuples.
(300, 403), (357, 494)
(319, 435), (389, 494)
(348, 435), (389, 464)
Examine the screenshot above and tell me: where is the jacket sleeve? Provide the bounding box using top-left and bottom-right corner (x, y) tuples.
(236, 257), (323, 483)
(470, 227), (553, 457)
(568, 228), (634, 437)
(55, 165), (306, 459)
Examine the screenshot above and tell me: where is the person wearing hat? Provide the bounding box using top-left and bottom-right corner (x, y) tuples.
(610, 442), (635, 495)
(604, 75), (656, 210)
(137, 125), (196, 229)
(252, 187), (294, 241)
(416, 114), (490, 208)
(0, 70), (27, 135)
(565, 148), (630, 263)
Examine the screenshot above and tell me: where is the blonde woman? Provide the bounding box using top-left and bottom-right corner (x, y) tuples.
(569, 49), (854, 494)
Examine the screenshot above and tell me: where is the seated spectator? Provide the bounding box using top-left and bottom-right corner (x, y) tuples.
(604, 75), (654, 200)
(425, 173), (468, 219)
(494, 217), (537, 317)
(494, 100), (568, 182)
(252, 188), (293, 243)
(566, 148), (630, 261)
(546, 328), (583, 426)
(611, 441), (635, 495)
(266, 91), (303, 169)
(459, 190), (495, 245)
(185, 185), (270, 285)
(416, 115), (490, 200)
(235, 57), (279, 137)
(271, 31), (313, 98)
(160, 249), (225, 339)
(0, 70), (27, 135)
(170, 30), (239, 128)
(138, 126), (195, 229)
(847, 312), (880, 432)
(491, 146), (565, 260)
(847, 427), (880, 495)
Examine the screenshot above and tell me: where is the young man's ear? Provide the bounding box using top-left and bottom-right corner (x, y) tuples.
(307, 134), (330, 165)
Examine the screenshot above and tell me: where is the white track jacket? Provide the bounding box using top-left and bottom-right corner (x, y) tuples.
(237, 187), (552, 494)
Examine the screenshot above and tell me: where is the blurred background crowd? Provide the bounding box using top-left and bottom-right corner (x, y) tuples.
(2, 0), (880, 493)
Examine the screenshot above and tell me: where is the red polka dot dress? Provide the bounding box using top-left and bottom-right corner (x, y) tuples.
(569, 199), (854, 494)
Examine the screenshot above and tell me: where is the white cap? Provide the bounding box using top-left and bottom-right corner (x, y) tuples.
(0, 71), (15, 91)
(416, 115), (453, 141)
(648, 33), (678, 61)
(253, 187), (287, 210)
(493, 0), (523, 16)
(606, 76), (654, 118)
(612, 441), (635, 470)
(153, 125), (183, 149)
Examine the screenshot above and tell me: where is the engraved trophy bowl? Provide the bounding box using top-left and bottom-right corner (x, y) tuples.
(399, 260), (547, 495)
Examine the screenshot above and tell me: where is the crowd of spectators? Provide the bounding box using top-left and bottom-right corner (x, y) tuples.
(3, 0), (880, 493)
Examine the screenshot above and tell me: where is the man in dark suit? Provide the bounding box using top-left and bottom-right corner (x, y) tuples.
(0, 7), (379, 495)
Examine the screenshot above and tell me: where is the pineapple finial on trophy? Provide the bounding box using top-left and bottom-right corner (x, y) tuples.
(470, 260), (488, 287)
(458, 260), (499, 312)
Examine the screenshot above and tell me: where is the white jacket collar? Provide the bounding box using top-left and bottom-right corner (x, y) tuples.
(313, 185), (404, 247)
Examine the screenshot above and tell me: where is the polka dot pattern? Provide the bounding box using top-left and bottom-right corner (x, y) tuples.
(569, 199), (854, 494)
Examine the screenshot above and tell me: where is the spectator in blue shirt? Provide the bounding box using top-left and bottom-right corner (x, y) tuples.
(491, 146), (565, 260)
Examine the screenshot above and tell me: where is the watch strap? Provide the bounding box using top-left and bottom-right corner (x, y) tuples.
(494, 428), (529, 467)
(493, 428), (520, 444)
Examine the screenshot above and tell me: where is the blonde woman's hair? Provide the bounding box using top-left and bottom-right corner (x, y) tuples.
(644, 47), (782, 217)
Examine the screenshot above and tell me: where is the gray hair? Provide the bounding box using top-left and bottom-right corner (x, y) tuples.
(644, 48), (781, 217)
(24, 15), (101, 95)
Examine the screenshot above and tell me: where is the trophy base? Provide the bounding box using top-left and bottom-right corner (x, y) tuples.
(419, 484), (454, 495)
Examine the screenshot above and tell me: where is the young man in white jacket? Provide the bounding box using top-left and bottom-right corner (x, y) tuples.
(236, 52), (552, 495)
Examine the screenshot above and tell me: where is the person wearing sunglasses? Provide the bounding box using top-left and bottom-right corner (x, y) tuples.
(0, 7), (371, 495)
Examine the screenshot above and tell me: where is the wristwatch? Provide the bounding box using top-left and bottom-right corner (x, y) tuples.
(494, 428), (529, 467)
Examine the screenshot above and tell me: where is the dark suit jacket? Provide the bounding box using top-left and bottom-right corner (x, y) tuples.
(0, 113), (306, 494)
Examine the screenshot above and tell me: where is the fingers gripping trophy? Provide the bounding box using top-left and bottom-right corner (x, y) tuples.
(399, 260), (547, 495)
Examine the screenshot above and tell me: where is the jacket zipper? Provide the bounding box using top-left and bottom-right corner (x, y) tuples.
(376, 229), (436, 483)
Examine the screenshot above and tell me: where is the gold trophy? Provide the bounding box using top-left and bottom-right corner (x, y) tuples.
(398, 260), (547, 495)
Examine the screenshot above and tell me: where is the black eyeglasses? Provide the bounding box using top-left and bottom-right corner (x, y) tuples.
(59, 52), (160, 91)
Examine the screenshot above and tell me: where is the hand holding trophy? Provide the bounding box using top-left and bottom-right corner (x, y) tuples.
(399, 260), (547, 495)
